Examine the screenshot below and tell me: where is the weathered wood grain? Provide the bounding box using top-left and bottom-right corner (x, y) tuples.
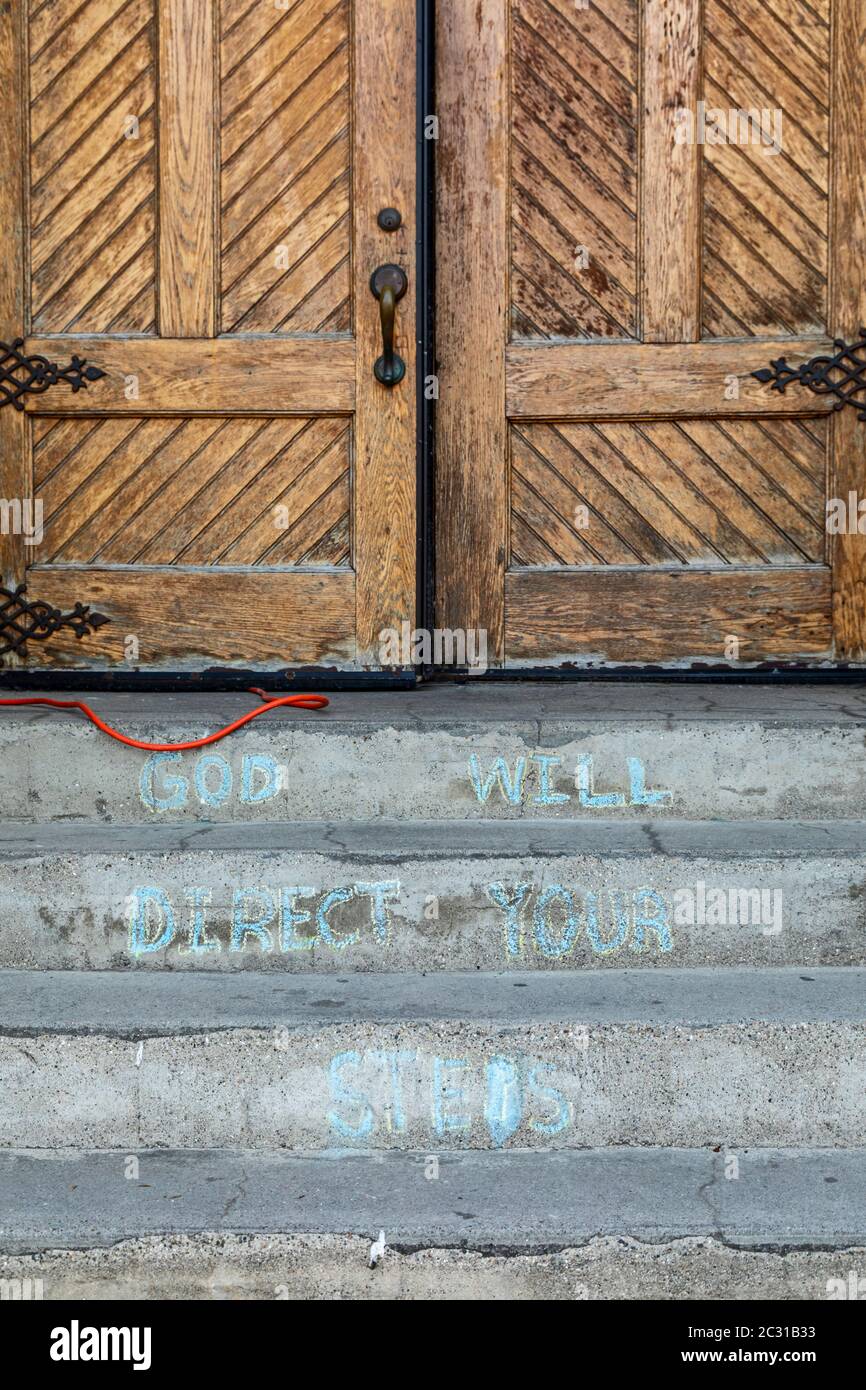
(220, 0), (350, 334)
(25, 568), (356, 669)
(505, 568), (832, 663)
(642, 0), (701, 342)
(158, 0), (217, 336)
(510, 0), (638, 340)
(30, 0), (157, 333)
(829, 0), (866, 659)
(353, 0), (416, 662)
(702, 0), (830, 338)
(0, 0), (26, 657)
(506, 340), (838, 418)
(22, 338), (355, 415)
(510, 419), (826, 568)
(436, 0), (507, 661)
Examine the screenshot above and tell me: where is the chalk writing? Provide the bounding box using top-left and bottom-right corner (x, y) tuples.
(327, 1049), (573, 1146)
(129, 882), (400, 956)
(468, 752), (672, 810)
(139, 751), (283, 812)
(487, 883), (674, 959)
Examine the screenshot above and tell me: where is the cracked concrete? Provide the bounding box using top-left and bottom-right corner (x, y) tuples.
(2, 820), (865, 971)
(2, 684), (865, 824)
(1, 970), (865, 1151)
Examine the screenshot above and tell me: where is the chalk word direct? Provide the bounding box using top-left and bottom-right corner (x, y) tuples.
(129, 882), (400, 956)
(489, 884), (673, 959)
(469, 753), (672, 809)
(328, 1049), (573, 1146)
(140, 751), (285, 811)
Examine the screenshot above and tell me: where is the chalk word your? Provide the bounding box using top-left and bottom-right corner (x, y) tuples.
(489, 883), (673, 959)
(329, 1049), (573, 1146)
(129, 882), (400, 956)
(469, 753), (672, 809)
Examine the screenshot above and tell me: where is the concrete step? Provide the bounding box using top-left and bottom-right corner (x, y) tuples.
(1, 1147), (864, 1299)
(1, 818), (863, 971)
(2, 967), (864, 1151)
(2, 683), (865, 825)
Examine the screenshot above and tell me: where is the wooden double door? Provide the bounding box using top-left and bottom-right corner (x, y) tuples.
(2, 0), (865, 674)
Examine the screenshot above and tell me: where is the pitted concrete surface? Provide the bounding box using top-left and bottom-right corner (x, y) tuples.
(2, 683), (865, 824)
(2, 969), (865, 1151)
(1, 819), (864, 971)
(2, 1148), (865, 1252)
(1, 1232), (863, 1300)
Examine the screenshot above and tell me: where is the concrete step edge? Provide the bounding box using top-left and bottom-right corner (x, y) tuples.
(1, 966), (865, 1035)
(2, 684), (866, 729)
(2, 817), (866, 859)
(2, 1146), (866, 1255)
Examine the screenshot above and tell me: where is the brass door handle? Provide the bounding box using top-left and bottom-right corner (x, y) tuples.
(370, 263), (408, 386)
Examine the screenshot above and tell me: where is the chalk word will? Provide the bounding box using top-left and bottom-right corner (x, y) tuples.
(489, 883), (673, 959)
(129, 882), (400, 956)
(140, 751), (284, 812)
(328, 1049), (573, 1146)
(469, 753), (672, 809)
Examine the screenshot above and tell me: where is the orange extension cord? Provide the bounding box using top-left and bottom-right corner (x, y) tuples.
(0, 688), (329, 752)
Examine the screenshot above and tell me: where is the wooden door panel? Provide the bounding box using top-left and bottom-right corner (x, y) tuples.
(1, 0), (415, 673)
(702, 0), (830, 338)
(219, 0), (351, 335)
(439, 0), (866, 667)
(31, 415), (350, 566)
(509, 419), (828, 568)
(510, 0), (639, 341)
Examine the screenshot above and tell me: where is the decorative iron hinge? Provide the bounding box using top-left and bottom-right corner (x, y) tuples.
(752, 331), (866, 421)
(0, 338), (106, 411)
(0, 585), (110, 657)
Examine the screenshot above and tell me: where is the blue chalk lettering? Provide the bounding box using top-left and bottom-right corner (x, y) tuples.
(328, 1051), (374, 1140)
(631, 888), (673, 953)
(129, 886), (176, 955)
(354, 881), (400, 943)
(486, 881), (531, 958)
(433, 1057), (470, 1135)
(230, 887), (275, 952)
(468, 754), (526, 805)
(575, 755), (626, 808)
(195, 754), (232, 808)
(139, 752), (188, 812)
(317, 887), (357, 949)
(628, 757), (673, 807)
(485, 1056), (523, 1147)
(184, 885), (219, 954)
(532, 754), (571, 805)
(528, 1063), (571, 1136)
(585, 889), (629, 955)
(279, 886), (317, 951)
(241, 754), (281, 805)
(533, 884), (580, 958)
(371, 1049), (415, 1135)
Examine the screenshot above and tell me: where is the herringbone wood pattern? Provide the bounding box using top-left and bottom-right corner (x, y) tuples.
(32, 415), (351, 566)
(29, 0), (157, 333)
(702, 0), (830, 337)
(510, 418), (827, 567)
(220, 0), (351, 334)
(510, 0), (638, 341)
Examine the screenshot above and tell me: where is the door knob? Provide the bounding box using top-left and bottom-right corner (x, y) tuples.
(370, 264), (408, 386)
